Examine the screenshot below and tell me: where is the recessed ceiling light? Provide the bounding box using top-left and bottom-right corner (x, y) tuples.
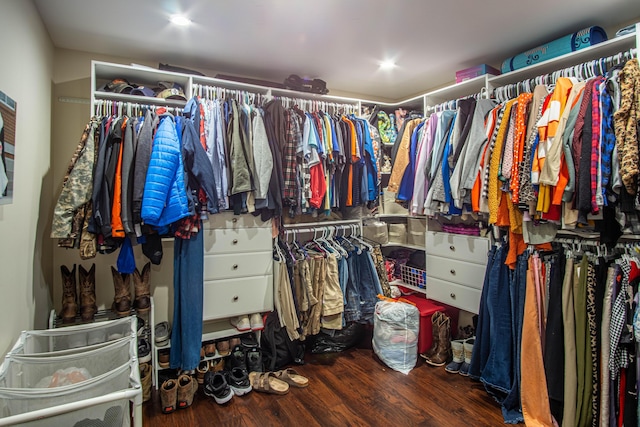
(379, 59), (397, 70)
(169, 15), (192, 26)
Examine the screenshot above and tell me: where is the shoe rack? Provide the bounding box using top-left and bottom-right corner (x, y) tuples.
(152, 320), (261, 390)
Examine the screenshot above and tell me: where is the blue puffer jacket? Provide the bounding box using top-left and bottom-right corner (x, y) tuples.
(141, 115), (190, 227)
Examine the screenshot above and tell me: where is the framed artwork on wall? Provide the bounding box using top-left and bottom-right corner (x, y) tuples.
(0, 90), (16, 205)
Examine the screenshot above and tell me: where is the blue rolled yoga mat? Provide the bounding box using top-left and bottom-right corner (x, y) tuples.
(501, 26), (608, 73)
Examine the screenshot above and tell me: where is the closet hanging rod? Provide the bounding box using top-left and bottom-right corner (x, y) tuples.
(491, 47), (638, 102)
(554, 237), (640, 249)
(282, 219), (362, 229)
(427, 89), (488, 113)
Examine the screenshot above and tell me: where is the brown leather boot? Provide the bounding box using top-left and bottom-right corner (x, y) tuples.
(420, 311), (442, 360)
(111, 266), (132, 316)
(425, 313), (452, 367)
(59, 265), (78, 323)
(133, 262), (151, 313)
(79, 264), (97, 322)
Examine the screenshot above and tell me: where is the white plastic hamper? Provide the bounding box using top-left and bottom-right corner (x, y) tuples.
(0, 334), (141, 426)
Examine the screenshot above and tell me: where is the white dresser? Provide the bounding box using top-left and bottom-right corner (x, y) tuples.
(202, 212), (274, 320)
(425, 231), (489, 314)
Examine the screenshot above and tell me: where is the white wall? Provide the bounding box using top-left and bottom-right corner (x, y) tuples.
(0, 0), (54, 355)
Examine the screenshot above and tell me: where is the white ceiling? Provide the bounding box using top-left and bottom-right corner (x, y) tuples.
(34, 0), (640, 101)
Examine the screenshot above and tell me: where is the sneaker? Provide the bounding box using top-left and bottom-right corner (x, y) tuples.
(249, 313), (264, 331)
(138, 338), (151, 364)
(155, 321), (171, 346)
(226, 367), (252, 396)
(230, 315), (251, 332)
(203, 371), (234, 404)
(136, 316), (146, 336)
(246, 347), (263, 373)
(228, 345), (247, 371)
(240, 333), (259, 349)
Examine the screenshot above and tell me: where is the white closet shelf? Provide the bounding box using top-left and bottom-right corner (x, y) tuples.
(93, 91), (187, 107)
(488, 32), (636, 87)
(382, 242), (425, 251)
(93, 61), (191, 88)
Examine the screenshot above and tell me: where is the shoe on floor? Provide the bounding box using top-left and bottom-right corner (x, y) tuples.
(177, 374), (198, 409)
(249, 313), (264, 331)
(230, 315), (251, 332)
(155, 321), (171, 346)
(203, 371), (234, 404)
(226, 367), (252, 396)
(246, 347), (263, 373)
(161, 379), (178, 414)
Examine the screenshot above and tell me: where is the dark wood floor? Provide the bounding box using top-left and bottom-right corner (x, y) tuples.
(142, 347), (507, 426)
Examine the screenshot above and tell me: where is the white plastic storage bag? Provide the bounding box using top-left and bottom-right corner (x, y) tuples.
(372, 299), (419, 375)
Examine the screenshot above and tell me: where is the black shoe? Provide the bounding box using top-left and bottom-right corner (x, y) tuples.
(240, 333), (258, 349)
(228, 345), (246, 371)
(246, 347), (263, 373)
(203, 371), (234, 404)
(137, 338), (151, 363)
(226, 367), (252, 396)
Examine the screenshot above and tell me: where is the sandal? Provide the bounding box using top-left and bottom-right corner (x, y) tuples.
(248, 372), (289, 395)
(274, 368), (309, 388)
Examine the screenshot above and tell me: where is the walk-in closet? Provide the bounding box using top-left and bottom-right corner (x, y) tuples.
(2, 1), (640, 426)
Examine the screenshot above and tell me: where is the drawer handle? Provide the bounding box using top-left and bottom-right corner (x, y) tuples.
(232, 295), (239, 302)
(232, 217), (238, 223)
(450, 293), (456, 299)
(450, 269), (456, 275)
(232, 239), (238, 245)
(232, 264), (238, 270)
(449, 245), (455, 251)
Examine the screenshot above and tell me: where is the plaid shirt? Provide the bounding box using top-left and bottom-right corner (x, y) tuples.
(600, 85), (616, 204)
(283, 110), (302, 204)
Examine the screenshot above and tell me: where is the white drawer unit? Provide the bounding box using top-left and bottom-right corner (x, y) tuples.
(203, 211), (272, 230)
(426, 277), (482, 314)
(425, 231), (489, 314)
(203, 275), (274, 321)
(426, 254), (486, 290)
(203, 252), (273, 281)
(203, 227), (272, 254)
(425, 231), (489, 264)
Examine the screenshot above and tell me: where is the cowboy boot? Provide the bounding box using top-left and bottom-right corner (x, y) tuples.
(425, 313), (452, 367)
(420, 311), (442, 360)
(133, 262), (151, 313)
(59, 264), (78, 323)
(79, 264), (97, 322)
(111, 266), (132, 316)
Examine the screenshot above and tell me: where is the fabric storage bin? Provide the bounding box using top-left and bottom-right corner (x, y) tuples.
(0, 337), (135, 389)
(363, 221), (389, 244)
(381, 189), (408, 215)
(9, 317), (136, 356)
(407, 218), (426, 247)
(402, 294), (459, 354)
(387, 223), (407, 245)
(0, 362), (137, 424)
